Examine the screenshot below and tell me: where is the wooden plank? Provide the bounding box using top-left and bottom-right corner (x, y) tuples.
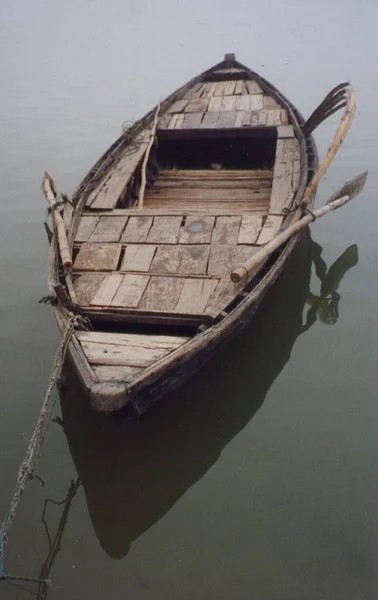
(111, 274), (150, 308)
(149, 245), (181, 274)
(216, 111), (237, 128)
(183, 83), (203, 99)
(208, 97), (223, 112)
(293, 160), (301, 191)
(220, 96), (236, 111)
(159, 169), (272, 178)
(235, 95), (251, 111)
(245, 80), (263, 94)
(238, 215), (263, 244)
(87, 207), (268, 217)
(146, 216), (182, 244)
(87, 134), (149, 210)
(120, 244), (156, 272)
(234, 81), (246, 95)
(89, 216), (128, 242)
(277, 125), (295, 138)
(281, 109), (289, 125)
(158, 113), (173, 129)
(179, 216), (215, 243)
(256, 215), (283, 244)
(154, 179), (272, 190)
(266, 110), (276, 126)
(174, 114), (185, 129)
(241, 110), (251, 126)
(185, 99), (209, 113)
(258, 110), (267, 126)
(93, 365), (142, 381)
(203, 83), (217, 98)
(214, 81), (229, 96)
(168, 114), (180, 129)
(178, 245), (210, 275)
(192, 84), (206, 98)
(250, 95), (264, 110)
(74, 243), (122, 271)
(175, 279), (218, 313)
(224, 81), (236, 96)
(145, 188), (270, 201)
(77, 330), (187, 348)
(207, 245), (259, 277)
(212, 216), (241, 245)
(263, 96), (281, 109)
(200, 112), (220, 128)
(167, 100), (189, 113)
(80, 339), (169, 368)
(150, 245), (210, 275)
(75, 216), (100, 242)
(90, 273), (123, 305)
(121, 216), (153, 243)
(205, 277), (244, 317)
(182, 112), (204, 129)
(250, 111), (260, 126)
(73, 272), (105, 305)
(139, 276), (185, 311)
(235, 111), (245, 127)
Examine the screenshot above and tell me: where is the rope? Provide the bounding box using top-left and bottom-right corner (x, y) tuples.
(0, 313), (78, 596)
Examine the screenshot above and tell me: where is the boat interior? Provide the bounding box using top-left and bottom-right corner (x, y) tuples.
(66, 62), (308, 404)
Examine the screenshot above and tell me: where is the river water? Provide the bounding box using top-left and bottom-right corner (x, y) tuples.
(1, 1), (378, 599)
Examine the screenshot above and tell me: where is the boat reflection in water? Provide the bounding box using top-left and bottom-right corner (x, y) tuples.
(59, 232), (358, 560)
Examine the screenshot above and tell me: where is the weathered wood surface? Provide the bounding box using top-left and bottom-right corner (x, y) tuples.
(146, 216), (182, 244)
(75, 216), (100, 242)
(74, 243), (122, 271)
(121, 244), (156, 272)
(80, 338), (175, 367)
(89, 216), (128, 242)
(179, 216), (215, 243)
(237, 215), (263, 244)
(212, 216), (241, 244)
(73, 272), (105, 305)
(121, 216), (153, 243)
(93, 365), (142, 381)
(207, 245), (259, 277)
(175, 278), (218, 313)
(138, 102), (160, 210)
(87, 134), (149, 210)
(111, 274), (150, 308)
(139, 276), (185, 311)
(269, 138), (300, 213)
(90, 272), (124, 305)
(150, 245), (210, 275)
(256, 215), (283, 245)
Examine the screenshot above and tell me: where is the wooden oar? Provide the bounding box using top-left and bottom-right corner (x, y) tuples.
(231, 171), (368, 283)
(303, 85), (356, 200)
(41, 171), (73, 271)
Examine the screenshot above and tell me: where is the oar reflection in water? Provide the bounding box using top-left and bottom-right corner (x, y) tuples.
(59, 232), (359, 561)
(302, 242), (359, 332)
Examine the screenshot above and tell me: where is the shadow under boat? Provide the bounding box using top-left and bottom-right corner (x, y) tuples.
(59, 231), (358, 560)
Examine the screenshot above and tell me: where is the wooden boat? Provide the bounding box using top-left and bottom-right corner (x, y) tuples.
(44, 53), (358, 416)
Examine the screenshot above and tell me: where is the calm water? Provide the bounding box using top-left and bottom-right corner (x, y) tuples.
(1, 1), (378, 599)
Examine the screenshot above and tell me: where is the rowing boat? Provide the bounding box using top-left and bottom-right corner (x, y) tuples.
(43, 53), (359, 416)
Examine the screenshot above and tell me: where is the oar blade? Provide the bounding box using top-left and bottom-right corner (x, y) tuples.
(326, 171), (368, 205)
(41, 170), (57, 200)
